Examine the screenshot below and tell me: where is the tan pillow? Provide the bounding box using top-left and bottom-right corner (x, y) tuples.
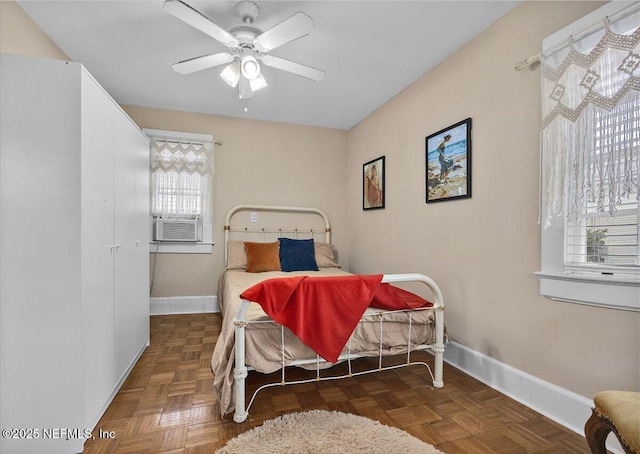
(227, 241), (247, 270)
(314, 242), (341, 268)
(244, 241), (281, 273)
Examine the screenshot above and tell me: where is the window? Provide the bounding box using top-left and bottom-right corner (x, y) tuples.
(564, 100), (640, 273)
(536, 2), (640, 311)
(145, 129), (215, 253)
(152, 172), (203, 218)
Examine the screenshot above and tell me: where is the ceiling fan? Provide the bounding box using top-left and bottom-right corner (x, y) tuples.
(164, 0), (326, 100)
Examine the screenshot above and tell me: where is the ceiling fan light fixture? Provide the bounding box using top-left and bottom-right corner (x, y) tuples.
(165, 0), (324, 106)
(240, 55), (261, 80)
(249, 73), (268, 92)
(220, 62), (241, 87)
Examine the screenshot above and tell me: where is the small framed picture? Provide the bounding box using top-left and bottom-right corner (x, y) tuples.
(363, 156), (385, 210)
(426, 118), (472, 203)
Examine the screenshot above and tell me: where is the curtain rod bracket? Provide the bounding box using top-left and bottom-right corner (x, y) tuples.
(515, 53), (541, 71)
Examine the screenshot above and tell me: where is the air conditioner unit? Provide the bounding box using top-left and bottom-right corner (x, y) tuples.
(154, 218), (200, 242)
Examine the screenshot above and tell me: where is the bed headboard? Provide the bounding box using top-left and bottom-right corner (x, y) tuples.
(223, 205), (331, 267)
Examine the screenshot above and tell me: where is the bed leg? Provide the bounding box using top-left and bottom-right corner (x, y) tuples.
(432, 345), (445, 388)
(233, 366), (248, 423)
(233, 302), (250, 423)
(432, 306), (445, 388)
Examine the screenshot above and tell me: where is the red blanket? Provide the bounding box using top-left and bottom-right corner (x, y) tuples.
(239, 275), (432, 363)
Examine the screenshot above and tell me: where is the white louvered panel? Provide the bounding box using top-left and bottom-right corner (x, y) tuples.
(155, 218), (200, 242)
(566, 209), (639, 266)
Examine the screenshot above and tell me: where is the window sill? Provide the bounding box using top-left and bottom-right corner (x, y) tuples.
(150, 241), (213, 254)
(534, 271), (640, 312)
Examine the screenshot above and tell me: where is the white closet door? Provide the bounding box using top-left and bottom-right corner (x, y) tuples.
(81, 71), (116, 428)
(114, 111), (147, 380)
(133, 127), (150, 348)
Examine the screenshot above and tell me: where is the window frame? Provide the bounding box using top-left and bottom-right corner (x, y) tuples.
(144, 128), (214, 254)
(537, 213), (639, 312)
(535, 2), (640, 311)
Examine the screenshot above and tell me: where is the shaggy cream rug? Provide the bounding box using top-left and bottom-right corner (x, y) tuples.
(215, 410), (444, 453)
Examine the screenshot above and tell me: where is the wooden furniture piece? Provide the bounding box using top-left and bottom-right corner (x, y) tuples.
(585, 391), (640, 454)
(0, 54), (150, 454)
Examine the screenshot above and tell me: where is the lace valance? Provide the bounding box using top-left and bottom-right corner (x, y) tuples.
(150, 138), (214, 176)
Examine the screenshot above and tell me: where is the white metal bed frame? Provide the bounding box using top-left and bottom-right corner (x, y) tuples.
(223, 205), (445, 423)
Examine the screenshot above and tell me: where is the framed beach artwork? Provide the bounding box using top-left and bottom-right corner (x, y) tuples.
(363, 156), (385, 210)
(425, 118), (472, 203)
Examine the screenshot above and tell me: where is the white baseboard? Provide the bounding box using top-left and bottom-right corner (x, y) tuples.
(444, 341), (623, 453)
(150, 295), (219, 315)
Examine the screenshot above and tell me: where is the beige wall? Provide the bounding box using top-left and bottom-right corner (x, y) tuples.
(0, 1), (68, 60)
(347, 1), (639, 399)
(123, 106), (348, 297)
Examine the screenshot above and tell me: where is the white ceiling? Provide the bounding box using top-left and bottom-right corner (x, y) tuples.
(18, 1), (518, 130)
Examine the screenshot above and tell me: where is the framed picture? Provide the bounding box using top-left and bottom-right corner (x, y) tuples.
(425, 118), (472, 203)
(363, 156), (385, 210)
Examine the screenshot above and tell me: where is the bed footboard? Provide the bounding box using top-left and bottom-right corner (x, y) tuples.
(232, 273), (445, 423)
(381, 273), (445, 388)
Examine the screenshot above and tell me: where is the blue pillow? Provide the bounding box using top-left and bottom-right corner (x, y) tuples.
(278, 238), (319, 272)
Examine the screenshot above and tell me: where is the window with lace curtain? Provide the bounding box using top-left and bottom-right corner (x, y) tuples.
(564, 99), (639, 271)
(144, 128), (215, 253)
(536, 2), (639, 311)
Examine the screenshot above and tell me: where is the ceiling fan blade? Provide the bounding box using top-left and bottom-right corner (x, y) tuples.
(253, 12), (314, 53)
(164, 0), (238, 47)
(261, 55), (325, 81)
(172, 53), (234, 75)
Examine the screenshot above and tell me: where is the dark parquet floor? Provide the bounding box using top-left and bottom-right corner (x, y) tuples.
(82, 314), (595, 453)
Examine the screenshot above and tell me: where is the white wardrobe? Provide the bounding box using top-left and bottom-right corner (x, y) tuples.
(0, 54), (150, 454)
